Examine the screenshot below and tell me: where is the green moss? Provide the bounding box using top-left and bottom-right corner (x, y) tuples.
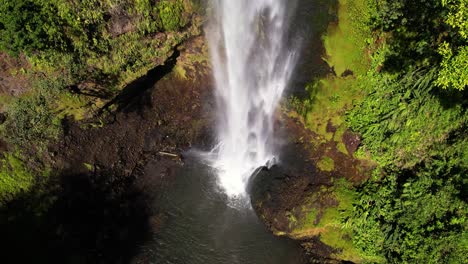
(322, 0), (371, 76)
(301, 208), (318, 230)
(315, 179), (370, 262)
(317, 156), (335, 172)
(159, 0), (187, 31)
(317, 179), (355, 227)
(173, 64), (188, 79)
(291, 0), (373, 148)
(299, 76), (364, 144)
(86, 30), (180, 90)
(55, 92), (88, 121)
(0, 153), (35, 205)
(334, 179), (356, 206)
(83, 163), (94, 171)
(290, 178), (378, 262)
(172, 36), (209, 79)
(321, 227), (362, 262)
(334, 124), (349, 155)
(0, 94), (13, 111)
(290, 1), (376, 253)
(292, 180), (354, 229)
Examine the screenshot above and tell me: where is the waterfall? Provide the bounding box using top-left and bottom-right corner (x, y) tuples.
(206, 0), (297, 197)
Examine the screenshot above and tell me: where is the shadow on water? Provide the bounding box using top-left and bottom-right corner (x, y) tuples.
(0, 168), (152, 264)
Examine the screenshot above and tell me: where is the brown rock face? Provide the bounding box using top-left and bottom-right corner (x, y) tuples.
(342, 130), (361, 155)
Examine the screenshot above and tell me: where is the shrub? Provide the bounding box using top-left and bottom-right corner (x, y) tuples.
(2, 79), (63, 151)
(0, 0), (66, 55)
(158, 0), (187, 31)
(348, 68), (468, 262)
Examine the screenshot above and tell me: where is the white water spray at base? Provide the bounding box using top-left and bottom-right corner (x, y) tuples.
(206, 0), (297, 197)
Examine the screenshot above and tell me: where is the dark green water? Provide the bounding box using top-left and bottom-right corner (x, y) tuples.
(138, 157), (307, 264)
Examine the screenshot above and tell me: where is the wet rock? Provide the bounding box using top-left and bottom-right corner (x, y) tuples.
(342, 130), (361, 155)
(302, 237), (343, 264)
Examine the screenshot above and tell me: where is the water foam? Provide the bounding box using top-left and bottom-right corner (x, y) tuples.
(206, 0), (297, 197)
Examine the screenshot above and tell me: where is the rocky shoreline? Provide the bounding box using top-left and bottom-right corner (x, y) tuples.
(250, 113), (373, 263)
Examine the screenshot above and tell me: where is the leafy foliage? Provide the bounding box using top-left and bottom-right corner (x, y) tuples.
(347, 62), (468, 263)
(443, 0), (468, 40)
(159, 0), (188, 31)
(0, 0), (67, 55)
(0, 0), (188, 54)
(298, 0), (468, 262)
(437, 0), (468, 91)
(0, 0), (193, 91)
(436, 43), (468, 91)
(348, 69), (467, 168)
(346, 1), (468, 260)
(371, 0), (468, 91)
(352, 157), (467, 263)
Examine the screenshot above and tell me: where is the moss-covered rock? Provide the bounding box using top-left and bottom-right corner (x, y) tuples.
(317, 156), (335, 172)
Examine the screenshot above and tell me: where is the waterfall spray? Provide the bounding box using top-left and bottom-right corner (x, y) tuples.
(206, 0), (297, 197)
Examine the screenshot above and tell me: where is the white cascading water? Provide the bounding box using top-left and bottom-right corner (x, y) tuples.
(206, 0), (297, 198)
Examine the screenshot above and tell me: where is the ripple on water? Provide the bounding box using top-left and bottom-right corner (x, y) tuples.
(136, 159), (307, 264)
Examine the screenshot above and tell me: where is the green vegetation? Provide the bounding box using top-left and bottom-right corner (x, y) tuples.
(159, 0), (188, 31)
(1, 0), (197, 94)
(83, 163), (94, 171)
(2, 78), (63, 151)
(285, 3), (377, 261)
(0, 153), (35, 206)
(288, 0), (373, 148)
(371, 0), (467, 91)
(322, 0), (372, 76)
(0, 0), (465, 262)
(348, 67), (467, 262)
(290, 179), (382, 263)
(290, 0), (468, 262)
(314, 180), (361, 262)
(346, 1), (467, 261)
(0, 0), (199, 209)
(317, 156), (335, 172)
(0, 0), (66, 55)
